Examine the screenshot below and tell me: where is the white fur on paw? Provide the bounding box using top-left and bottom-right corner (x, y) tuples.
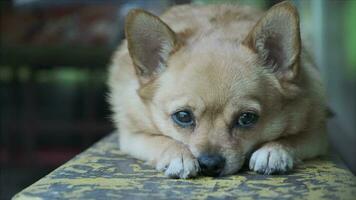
(165, 157), (199, 179)
(249, 145), (293, 175)
(156, 155), (199, 179)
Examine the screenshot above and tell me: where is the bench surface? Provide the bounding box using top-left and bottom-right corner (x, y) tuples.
(14, 133), (356, 200)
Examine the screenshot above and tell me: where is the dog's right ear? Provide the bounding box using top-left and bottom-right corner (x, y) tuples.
(242, 1), (301, 83)
(125, 9), (178, 82)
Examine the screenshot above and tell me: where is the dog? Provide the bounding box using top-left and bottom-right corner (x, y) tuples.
(108, 1), (328, 178)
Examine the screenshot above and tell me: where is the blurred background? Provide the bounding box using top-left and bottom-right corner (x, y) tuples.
(0, 0), (355, 199)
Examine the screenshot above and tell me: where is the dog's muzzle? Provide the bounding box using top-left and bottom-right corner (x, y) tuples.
(198, 154), (225, 177)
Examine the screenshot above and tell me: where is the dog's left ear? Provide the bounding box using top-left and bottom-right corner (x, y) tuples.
(243, 1), (301, 82)
(125, 9), (178, 83)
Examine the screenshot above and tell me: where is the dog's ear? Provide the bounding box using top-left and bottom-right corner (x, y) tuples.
(125, 9), (178, 81)
(243, 1), (301, 82)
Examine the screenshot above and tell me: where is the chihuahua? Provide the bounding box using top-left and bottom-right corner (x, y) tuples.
(108, 1), (328, 178)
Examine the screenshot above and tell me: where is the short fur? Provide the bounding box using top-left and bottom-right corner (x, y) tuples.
(108, 1), (328, 178)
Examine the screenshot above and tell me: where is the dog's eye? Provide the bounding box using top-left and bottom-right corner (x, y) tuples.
(236, 112), (259, 128)
(172, 110), (195, 128)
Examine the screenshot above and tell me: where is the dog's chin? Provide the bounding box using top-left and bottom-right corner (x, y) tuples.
(219, 159), (245, 177)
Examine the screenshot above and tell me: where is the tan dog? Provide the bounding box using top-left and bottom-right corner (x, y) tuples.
(108, 1), (328, 178)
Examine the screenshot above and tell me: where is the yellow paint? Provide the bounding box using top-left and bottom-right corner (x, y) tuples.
(13, 134), (356, 200)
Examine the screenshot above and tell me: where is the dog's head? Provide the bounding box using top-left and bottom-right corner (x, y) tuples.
(126, 1), (303, 176)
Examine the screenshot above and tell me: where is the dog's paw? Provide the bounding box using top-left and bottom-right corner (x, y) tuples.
(249, 144), (293, 175)
(156, 146), (199, 179)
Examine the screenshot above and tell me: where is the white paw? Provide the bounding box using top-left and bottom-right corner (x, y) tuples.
(156, 147), (200, 179)
(164, 157), (200, 178)
(249, 145), (293, 175)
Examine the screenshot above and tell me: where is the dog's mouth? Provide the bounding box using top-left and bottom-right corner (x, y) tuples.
(197, 154), (245, 177)
(197, 153), (225, 177)
(210, 155), (247, 177)
(199, 165), (239, 177)
(199, 165), (225, 177)
(190, 145), (246, 177)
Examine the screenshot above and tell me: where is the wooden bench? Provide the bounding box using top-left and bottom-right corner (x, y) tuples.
(13, 133), (356, 199)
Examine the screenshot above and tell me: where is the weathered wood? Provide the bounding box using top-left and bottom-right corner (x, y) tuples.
(13, 133), (356, 200)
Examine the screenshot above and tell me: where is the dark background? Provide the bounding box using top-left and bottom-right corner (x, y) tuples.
(0, 0), (190, 199)
(1, 0), (355, 199)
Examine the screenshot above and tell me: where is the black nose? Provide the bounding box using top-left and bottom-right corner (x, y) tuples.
(198, 154), (225, 177)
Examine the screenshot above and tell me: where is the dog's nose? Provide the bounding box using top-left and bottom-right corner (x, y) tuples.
(198, 154), (225, 176)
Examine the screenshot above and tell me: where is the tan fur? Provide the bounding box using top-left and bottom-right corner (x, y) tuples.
(108, 1), (328, 178)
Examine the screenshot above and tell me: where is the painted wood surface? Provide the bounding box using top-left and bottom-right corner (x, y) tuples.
(14, 133), (356, 200)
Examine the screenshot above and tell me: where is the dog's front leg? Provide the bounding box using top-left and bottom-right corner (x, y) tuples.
(119, 131), (199, 178)
(249, 128), (328, 174)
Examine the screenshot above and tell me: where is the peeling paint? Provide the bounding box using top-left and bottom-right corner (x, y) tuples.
(13, 134), (356, 200)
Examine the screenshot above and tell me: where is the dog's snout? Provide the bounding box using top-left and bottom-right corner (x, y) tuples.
(198, 154), (225, 176)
